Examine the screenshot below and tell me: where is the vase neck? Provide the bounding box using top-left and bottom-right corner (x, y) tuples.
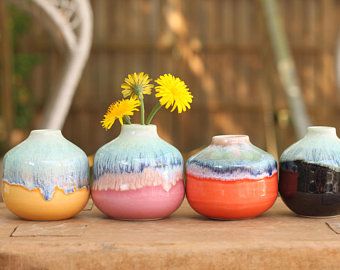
(212, 135), (250, 146)
(28, 129), (63, 140)
(119, 124), (158, 138)
(305, 126), (337, 139)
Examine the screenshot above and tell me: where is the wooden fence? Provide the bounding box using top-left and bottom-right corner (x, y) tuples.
(4, 0), (340, 158)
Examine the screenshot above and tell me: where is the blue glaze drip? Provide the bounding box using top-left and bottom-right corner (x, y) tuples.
(279, 161), (299, 172)
(188, 158), (277, 177)
(93, 125), (183, 180)
(186, 136), (277, 180)
(3, 130), (89, 200)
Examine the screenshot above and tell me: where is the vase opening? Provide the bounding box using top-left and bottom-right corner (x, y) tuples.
(306, 126), (336, 137)
(31, 129), (61, 133)
(119, 124), (158, 137)
(29, 129), (62, 138)
(212, 135), (250, 146)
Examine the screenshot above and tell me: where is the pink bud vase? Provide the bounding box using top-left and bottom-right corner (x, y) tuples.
(91, 124), (185, 220)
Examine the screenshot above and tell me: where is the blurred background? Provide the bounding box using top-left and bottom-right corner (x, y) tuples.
(0, 0), (340, 159)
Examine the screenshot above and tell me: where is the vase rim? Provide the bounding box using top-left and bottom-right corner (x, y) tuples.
(122, 124), (156, 128)
(30, 129), (62, 135)
(306, 126), (336, 135)
(28, 129), (63, 141)
(30, 128), (61, 136)
(307, 126), (335, 131)
(120, 124), (158, 137)
(212, 135), (250, 146)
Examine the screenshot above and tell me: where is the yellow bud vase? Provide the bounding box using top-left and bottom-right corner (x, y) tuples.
(2, 129), (90, 220)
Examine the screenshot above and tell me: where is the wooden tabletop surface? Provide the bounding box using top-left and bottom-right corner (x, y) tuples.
(0, 198), (340, 269)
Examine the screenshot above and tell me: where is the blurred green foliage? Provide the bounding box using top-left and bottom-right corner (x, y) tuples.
(10, 5), (41, 129)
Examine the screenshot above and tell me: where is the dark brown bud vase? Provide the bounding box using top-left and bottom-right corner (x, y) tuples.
(279, 126), (340, 217)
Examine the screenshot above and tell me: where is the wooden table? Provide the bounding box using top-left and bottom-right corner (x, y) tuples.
(0, 198), (340, 269)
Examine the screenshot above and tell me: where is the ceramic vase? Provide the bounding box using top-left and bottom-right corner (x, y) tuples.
(186, 135), (278, 220)
(2, 129), (90, 220)
(279, 126), (340, 217)
(91, 124), (185, 220)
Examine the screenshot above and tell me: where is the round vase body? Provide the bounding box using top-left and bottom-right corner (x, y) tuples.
(91, 124), (185, 220)
(2, 130), (90, 220)
(186, 135), (278, 220)
(279, 126), (340, 217)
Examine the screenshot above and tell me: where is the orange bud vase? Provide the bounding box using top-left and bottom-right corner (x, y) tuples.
(186, 135), (278, 220)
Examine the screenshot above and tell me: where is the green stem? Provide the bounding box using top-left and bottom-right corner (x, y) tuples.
(139, 94), (145, 125)
(123, 116), (131, 124)
(146, 103), (162, 124)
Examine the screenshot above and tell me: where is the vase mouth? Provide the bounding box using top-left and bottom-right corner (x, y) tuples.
(306, 126), (336, 136)
(120, 124), (158, 137)
(30, 129), (62, 136)
(122, 124), (156, 128)
(31, 129), (61, 133)
(212, 135), (250, 146)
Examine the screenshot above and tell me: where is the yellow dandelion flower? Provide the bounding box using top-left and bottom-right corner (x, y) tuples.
(101, 97), (140, 130)
(121, 72), (154, 98)
(155, 74), (193, 113)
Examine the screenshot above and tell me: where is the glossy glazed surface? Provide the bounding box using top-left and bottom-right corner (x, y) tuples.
(92, 181), (184, 220)
(92, 124), (185, 220)
(187, 174), (277, 219)
(186, 135), (278, 220)
(2, 129), (89, 220)
(279, 127), (340, 217)
(2, 182), (89, 220)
